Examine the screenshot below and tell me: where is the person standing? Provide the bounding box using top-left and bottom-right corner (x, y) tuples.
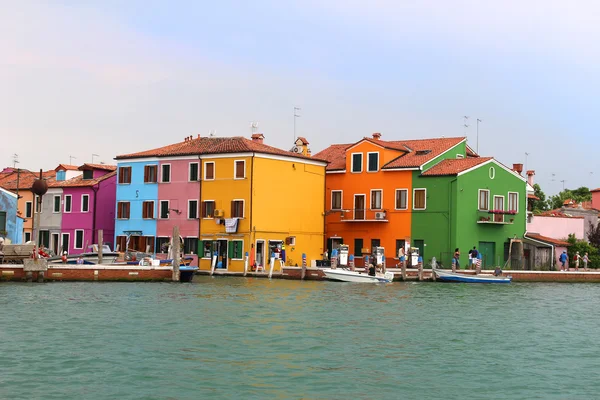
(559, 251), (567, 271)
(574, 251), (580, 271)
(468, 248), (473, 269)
(453, 248), (460, 271)
(583, 252), (589, 270)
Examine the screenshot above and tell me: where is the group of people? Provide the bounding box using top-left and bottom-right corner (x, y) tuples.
(452, 246), (482, 270)
(558, 250), (589, 271)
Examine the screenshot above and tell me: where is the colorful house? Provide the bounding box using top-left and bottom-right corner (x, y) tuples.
(412, 158), (527, 268)
(0, 186), (23, 244)
(114, 133), (327, 271)
(314, 133), (468, 263)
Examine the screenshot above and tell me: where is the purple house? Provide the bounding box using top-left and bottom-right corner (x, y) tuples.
(56, 164), (117, 254)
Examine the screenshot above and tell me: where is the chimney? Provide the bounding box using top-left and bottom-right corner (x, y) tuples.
(197, 134), (201, 139)
(251, 133), (265, 144)
(527, 170), (535, 186)
(372, 132), (382, 140)
(512, 163), (523, 175)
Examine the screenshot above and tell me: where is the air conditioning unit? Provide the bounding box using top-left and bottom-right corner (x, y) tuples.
(285, 236), (296, 245)
(375, 212), (386, 220)
(214, 209), (223, 217)
(291, 145), (301, 153)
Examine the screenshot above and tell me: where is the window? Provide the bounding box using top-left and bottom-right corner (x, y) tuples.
(184, 237), (198, 255)
(83, 170), (93, 180)
(142, 201), (154, 219)
(115, 235), (126, 252)
(118, 166), (132, 184)
(160, 200), (170, 219)
(156, 237), (170, 254)
(38, 230), (50, 248)
(204, 162), (215, 180)
(456, 154), (465, 159)
(117, 201), (130, 219)
(161, 164), (171, 183)
(509, 192), (519, 213)
(75, 230), (84, 249)
(370, 190), (382, 210)
(53, 195), (61, 213)
(61, 233), (69, 253)
(371, 238), (381, 249)
(25, 201), (32, 218)
(144, 165), (157, 183)
(0, 211), (6, 233)
(231, 200), (244, 218)
(202, 201), (215, 218)
(81, 194), (89, 212)
(229, 240), (243, 259)
(413, 189), (426, 210)
(478, 190), (490, 211)
(188, 200), (198, 219)
(64, 195), (72, 213)
(395, 189), (408, 210)
(201, 240), (213, 259)
(331, 191), (342, 210)
(24, 232), (32, 243)
(234, 160), (245, 179)
(367, 152), (379, 172)
(189, 163), (199, 181)
(494, 196), (505, 222)
(354, 238), (363, 257)
(35, 196), (41, 213)
(351, 153), (363, 173)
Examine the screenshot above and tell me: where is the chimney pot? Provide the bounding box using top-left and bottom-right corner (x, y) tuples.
(527, 170), (535, 186)
(372, 132), (382, 140)
(512, 163), (523, 175)
(251, 133), (265, 144)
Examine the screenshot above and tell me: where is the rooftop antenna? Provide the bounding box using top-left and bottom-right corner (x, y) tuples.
(12, 153), (19, 169)
(250, 121), (259, 135)
(208, 130), (216, 137)
(69, 155), (77, 165)
(560, 179), (566, 191)
(476, 118), (482, 154)
(525, 152), (530, 173)
(92, 154), (99, 163)
(294, 106), (301, 143)
(462, 115), (470, 135)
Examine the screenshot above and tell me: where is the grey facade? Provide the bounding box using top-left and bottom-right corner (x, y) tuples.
(559, 206), (598, 241)
(38, 188), (63, 254)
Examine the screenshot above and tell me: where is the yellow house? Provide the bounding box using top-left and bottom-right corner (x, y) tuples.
(198, 133), (327, 272)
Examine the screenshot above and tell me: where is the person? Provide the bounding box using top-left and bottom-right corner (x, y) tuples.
(61, 251), (68, 264)
(471, 246), (478, 269)
(368, 263), (376, 276)
(583, 252), (589, 270)
(468, 248), (473, 269)
(574, 251), (580, 271)
(249, 243), (256, 271)
(76, 256), (84, 265)
(453, 248), (460, 270)
(323, 249), (328, 260)
(494, 266), (502, 276)
(280, 243), (286, 263)
(559, 251), (567, 271)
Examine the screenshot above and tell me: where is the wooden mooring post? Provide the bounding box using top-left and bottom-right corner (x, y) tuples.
(97, 230), (103, 265)
(172, 226), (180, 282)
(401, 260), (407, 281)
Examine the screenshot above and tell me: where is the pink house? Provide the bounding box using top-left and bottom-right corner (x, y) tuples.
(592, 188), (600, 211)
(527, 212), (585, 241)
(57, 164), (117, 254)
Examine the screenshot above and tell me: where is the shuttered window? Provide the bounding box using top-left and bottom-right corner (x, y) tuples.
(331, 191), (342, 210)
(231, 200), (244, 218)
(370, 190), (382, 210)
(144, 165), (157, 183)
(202, 201), (215, 218)
(228, 240), (244, 259)
(205, 162), (215, 180)
(413, 189), (426, 210)
(479, 190), (490, 211)
(118, 167), (132, 184)
(117, 202), (130, 219)
(395, 189), (408, 210)
(235, 160), (245, 179)
(142, 201), (154, 219)
(189, 163), (199, 181)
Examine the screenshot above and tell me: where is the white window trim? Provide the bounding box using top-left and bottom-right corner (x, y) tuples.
(370, 189), (383, 210)
(81, 194), (90, 213)
(25, 201), (33, 218)
(489, 166), (496, 180)
(142, 200), (155, 220)
(478, 189), (490, 211)
(204, 161), (215, 181)
(351, 152), (363, 173)
(60, 233), (69, 252)
(74, 229), (84, 250)
(395, 189), (408, 210)
(231, 239), (245, 260)
(331, 190), (343, 210)
(456, 154), (465, 159)
(144, 164), (158, 184)
(493, 195), (505, 211)
(24, 232), (32, 243)
(34, 196), (42, 214)
(231, 199), (245, 219)
(413, 188), (427, 210)
(159, 200), (170, 219)
(201, 239), (214, 260)
(160, 164), (171, 183)
(202, 200), (215, 219)
(117, 201), (130, 220)
(189, 162), (200, 182)
(53, 195), (61, 213)
(354, 194), (366, 220)
(367, 152), (379, 173)
(183, 236), (199, 255)
(118, 166), (132, 185)
(51, 233), (60, 253)
(64, 195), (72, 213)
(234, 160), (246, 180)
(508, 192), (519, 213)
(188, 199), (199, 219)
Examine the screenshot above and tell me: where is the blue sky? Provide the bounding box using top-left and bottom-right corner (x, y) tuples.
(2, 0), (599, 195)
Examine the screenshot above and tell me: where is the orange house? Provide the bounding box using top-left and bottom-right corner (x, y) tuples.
(314, 133), (467, 264)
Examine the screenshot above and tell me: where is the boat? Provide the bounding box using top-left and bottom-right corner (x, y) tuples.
(179, 265), (199, 282)
(433, 268), (512, 284)
(322, 268), (394, 283)
(47, 244), (120, 265)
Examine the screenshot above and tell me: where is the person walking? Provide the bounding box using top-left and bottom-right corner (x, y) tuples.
(559, 251), (567, 271)
(470, 246), (478, 270)
(583, 252), (589, 270)
(574, 251), (580, 271)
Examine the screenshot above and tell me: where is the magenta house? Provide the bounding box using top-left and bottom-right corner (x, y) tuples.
(56, 164), (117, 254)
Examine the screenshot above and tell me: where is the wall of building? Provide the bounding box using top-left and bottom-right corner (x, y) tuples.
(96, 175), (117, 250)
(527, 215), (584, 241)
(558, 207), (597, 241)
(0, 188), (19, 243)
(61, 187), (95, 254)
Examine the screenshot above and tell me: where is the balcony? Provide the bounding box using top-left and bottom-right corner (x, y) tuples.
(477, 210), (516, 225)
(326, 208), (389, 222)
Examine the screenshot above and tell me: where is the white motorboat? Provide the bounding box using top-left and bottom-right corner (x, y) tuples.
(322, 268), (394, 283)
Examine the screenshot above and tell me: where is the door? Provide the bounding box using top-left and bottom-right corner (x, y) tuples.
(256, 240), (265, 269)
(61, 233), (70, 254)
(51, 233), (60, 255)
(479, 241), (496, 268)
(215, 240), (228, 269)
(354, 195), (365, 220)
(413, 239), (424, 266)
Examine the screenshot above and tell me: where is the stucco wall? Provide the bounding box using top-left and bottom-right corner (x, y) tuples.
(0, 188), (19, 243)
(527, 215), (584, 241)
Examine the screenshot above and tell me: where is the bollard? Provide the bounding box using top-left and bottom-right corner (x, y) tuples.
(431, 257), (437, 282)
(244, 251), (249, 276)
(268, 254), (275, 279)
(210, 250), (218, 276)
(301, 254), (307, 280)
(382, 255), (386, 273)
(349, 254), (355, 271)
(364, 255), (370, 273)
(401, 257), (407, 281)
(417, 256), (423, 281)
(476, 257), (482, 275)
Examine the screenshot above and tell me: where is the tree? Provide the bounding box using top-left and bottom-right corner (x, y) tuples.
(530, 183), (548, 213)
(588, 222), (600, 249)
(547, 187), (591, 210)
(567, 233), (599, 269)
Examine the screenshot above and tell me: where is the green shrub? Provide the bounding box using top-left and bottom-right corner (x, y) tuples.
(567, 234), (599, 268)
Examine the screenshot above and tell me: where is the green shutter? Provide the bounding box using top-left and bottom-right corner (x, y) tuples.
(235, 241), (243, 259)
(197, 240), (203, 256)
(228, 241), (234, 259)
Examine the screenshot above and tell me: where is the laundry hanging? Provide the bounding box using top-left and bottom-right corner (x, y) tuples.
(224, 218), (238, 233)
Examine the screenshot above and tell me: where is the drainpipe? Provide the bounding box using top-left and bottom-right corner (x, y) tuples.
(198, 155), (202, 260)
(92, 185), (99, 246)
(249, 153), (255, 250)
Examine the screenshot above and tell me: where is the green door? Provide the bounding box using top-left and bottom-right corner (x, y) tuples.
(413, 240), (425, 262)
(478, 241), (496, 268)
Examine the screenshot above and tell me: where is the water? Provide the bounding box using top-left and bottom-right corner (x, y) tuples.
(1, 278), (599, 400)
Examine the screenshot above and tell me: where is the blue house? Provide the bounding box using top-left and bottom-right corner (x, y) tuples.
(114, 160), (159, 253)
(0, 186), (23, 244)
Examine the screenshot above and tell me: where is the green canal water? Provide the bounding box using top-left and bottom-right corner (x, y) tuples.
(1, 277), (599, 399)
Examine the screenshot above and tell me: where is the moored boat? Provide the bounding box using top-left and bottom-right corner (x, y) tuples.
(322, 268), (394, 283)
(433, 268), (512, 284)
(179, 265), (199, 282)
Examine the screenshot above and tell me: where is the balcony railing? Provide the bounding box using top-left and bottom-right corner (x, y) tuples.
(477, 210), (516, 225)
(327, 208), (389, 222)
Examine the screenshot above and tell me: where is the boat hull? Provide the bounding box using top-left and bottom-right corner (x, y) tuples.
(434, 269), (511, 284)
(322, 268), (394, 283)
(179, 266), (199, 282)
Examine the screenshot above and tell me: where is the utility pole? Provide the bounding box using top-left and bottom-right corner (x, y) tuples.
(476, 119), (482, 154)
(294, 106), (301, 143)
(560, 180), (566, 191)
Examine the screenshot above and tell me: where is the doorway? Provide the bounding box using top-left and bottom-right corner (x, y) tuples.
(354, 195), (365, 220)
(413, 239), (424, 266)
(326, 237), (343, 260)
(51, 233), (60, 255)
(61, 233), (70, 254)
(256, 240), (265, 269)
(213, 240), (228, 269)
(479, 241), (496, 268)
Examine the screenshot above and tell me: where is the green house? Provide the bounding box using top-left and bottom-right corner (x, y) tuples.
(411, 156), (527, 269)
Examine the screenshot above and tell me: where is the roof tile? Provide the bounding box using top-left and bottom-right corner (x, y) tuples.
(421, 157), (493, 176)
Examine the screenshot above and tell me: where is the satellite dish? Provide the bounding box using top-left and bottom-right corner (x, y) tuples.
(292, 146), (300, 153)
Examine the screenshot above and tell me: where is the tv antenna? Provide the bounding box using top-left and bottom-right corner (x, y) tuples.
(294, 106), (301, 143)
(69, 155), (77, 165)
(462, 115), (470, 135)
(208, 130), (216, 137)
(250, 121), (259, 135)
(476, 118), (482, 153)
(12, 153), (19, 169)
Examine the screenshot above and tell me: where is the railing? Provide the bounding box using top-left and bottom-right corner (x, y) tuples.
(328, 208), (389, 222)
(477, 210), (516, 224)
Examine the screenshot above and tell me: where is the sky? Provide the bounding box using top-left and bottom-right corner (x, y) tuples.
(2, 0), (599, 195)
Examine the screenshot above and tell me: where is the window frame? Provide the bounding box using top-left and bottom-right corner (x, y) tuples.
(118, 166), (132, 184)
(144, 164), (158, 184)
(413, 188), (427, 210)
(478, 189), (490, 211)
(53, 195), (61, 213)
(370, 189), (383, 210)
(82, 169), (94, 180)
(188, 199), (199, 219)
(395, 189), (408, 210)
(234, 160), (246, 180)
(81, 194), (90, 213)
(351, 153), (363, 173)
(204, 161), (215, 180)
(231, 199), (245, 219)
(159, 200), (170, 219)
(24, 232), (32, 243)
(117, 201), (130, 220)
(142, 200), (155, 219)
(25, 201), (32, 218)
(354, 238), (363, 257)
(331, 190), (342, 210)
(183, 237), (198, 255)
(64, 195), (72, 213)
(60, 233), (69, 253)
(35, 196), (41, 213)
(74, 229), (84, 250)
(367, 152), (379, 172)
(508, 192), (519, 213)
(189, 162), (199, 182)
(161, 164), (171, 183)
(230, 239), (244, 260)
(0, 211), (6, 233)
(202, 200), (215, 219)
(494, 195), (505, 211)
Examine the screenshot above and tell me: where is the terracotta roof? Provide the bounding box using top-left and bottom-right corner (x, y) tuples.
(466, 146), (479, 157)
(538, 209), (584, 219)
(296, 137), (309, 145)
(0, 170), (56, 191)
(421, 157), (492, 176)
(115, 136), (326, 163)
(526, 233), (570, 247)
(313, 137), (466, 171)
(591, 188), (600, 193)
(55, 164), (79, 171)
(79, 163), (117, 171)
(50, 170), (117, 188)
(527, 193), (540, 200)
